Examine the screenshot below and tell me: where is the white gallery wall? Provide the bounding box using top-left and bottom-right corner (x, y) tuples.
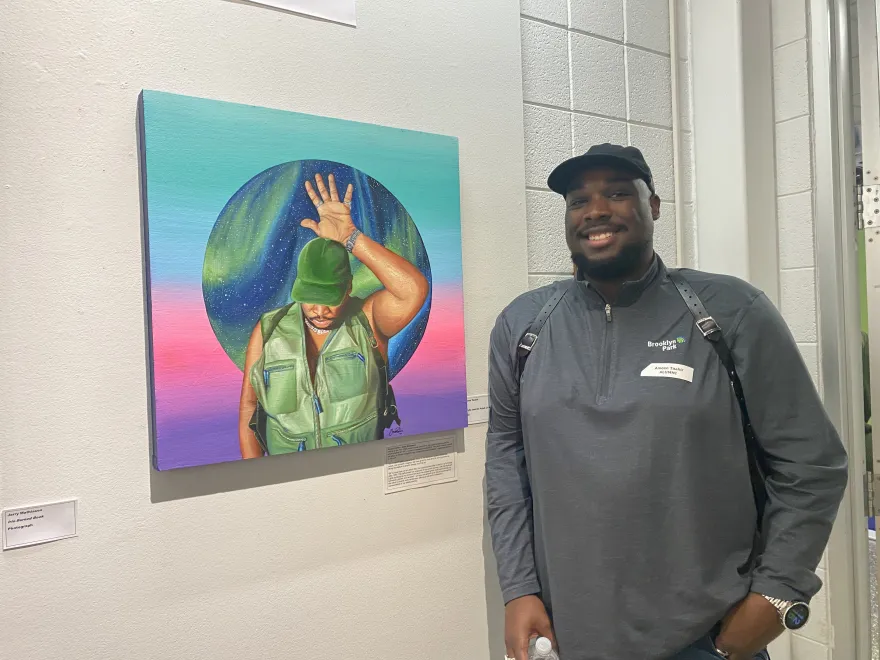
(0, 1), (528, 658)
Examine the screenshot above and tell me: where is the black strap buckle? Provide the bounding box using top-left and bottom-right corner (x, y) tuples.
(696, 316), (721, 339)
(517, 332), (538, 355)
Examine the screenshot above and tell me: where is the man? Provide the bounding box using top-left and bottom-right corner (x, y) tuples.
(486, 144), (849, 659)
(238, 173), (429, 457)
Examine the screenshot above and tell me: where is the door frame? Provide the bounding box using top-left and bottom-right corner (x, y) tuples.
(811, 0), (871, 658)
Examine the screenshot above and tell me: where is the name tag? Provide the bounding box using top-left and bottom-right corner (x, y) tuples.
(640, 363), (694, 383)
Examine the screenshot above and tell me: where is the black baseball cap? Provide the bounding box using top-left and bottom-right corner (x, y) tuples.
(547, 143), (655, 196)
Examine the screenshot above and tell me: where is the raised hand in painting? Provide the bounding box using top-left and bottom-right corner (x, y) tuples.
(300, 170), (429, 343)
(301, 173), (358, 244)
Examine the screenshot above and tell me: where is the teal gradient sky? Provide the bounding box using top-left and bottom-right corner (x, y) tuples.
(142, 90), (463, 286)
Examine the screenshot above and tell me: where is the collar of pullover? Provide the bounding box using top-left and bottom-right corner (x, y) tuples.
(576, 253), (665, 307)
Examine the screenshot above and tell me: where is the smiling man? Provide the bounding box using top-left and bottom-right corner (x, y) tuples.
(485, 144), (848, 660)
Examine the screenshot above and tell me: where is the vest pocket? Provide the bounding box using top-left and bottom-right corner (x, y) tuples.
(262, 359), (299, 414)
(323, 413), (380, 446)
(265, 417), (312, 453)
(323, 351), (368, 402)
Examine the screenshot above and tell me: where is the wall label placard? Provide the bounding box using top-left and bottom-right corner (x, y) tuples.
(2, 499), (78, 550)
(467, 395), (489, 425)
(384, 435), (457, 494)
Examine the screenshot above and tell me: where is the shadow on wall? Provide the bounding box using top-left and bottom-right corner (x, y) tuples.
(150, 439), (382, 502)
(483, 475), (507, 659)
(149, 427), (468, 502)
(220, 0), (357, 27)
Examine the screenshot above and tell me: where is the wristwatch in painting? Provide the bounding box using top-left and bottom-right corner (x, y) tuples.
(344, 228), (362, 253)
(760, 594), (811, 630)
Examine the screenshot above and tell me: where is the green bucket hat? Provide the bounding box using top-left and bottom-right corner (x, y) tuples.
(291, 238), (353, 306)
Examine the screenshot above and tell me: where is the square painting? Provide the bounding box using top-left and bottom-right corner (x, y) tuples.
(138, 90), (467, 470)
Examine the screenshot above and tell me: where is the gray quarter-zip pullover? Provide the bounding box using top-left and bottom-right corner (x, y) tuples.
(485, 257), (848, 659)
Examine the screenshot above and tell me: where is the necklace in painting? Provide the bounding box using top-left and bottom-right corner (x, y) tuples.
(304, 316), (331, 335)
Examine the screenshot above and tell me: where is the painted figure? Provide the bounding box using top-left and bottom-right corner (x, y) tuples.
(238, 173), (430, 457)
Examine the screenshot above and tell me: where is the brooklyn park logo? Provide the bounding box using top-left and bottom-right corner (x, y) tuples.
(647, 337), (686, 352)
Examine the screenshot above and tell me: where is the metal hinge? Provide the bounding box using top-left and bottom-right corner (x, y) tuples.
(863, 167), (880, 232)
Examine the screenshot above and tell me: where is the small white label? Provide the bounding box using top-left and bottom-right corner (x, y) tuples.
(640, 363), (694, 383)
(467, 395), (490, 425)
(3, 499), (78, 550)
(384, 435), (457, 494)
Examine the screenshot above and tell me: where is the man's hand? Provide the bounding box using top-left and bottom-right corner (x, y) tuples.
(714, 593), (784, 660)
(301, 173), (357, 244)
(504, 595), (555, 660)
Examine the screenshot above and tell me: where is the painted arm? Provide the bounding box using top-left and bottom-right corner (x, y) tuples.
(300, 173), (429, 339)
(238, 322), (265, 459)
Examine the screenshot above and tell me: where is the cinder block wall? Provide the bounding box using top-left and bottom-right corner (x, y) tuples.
(519, 0), (680, 290)
(772, 0), (821, 388)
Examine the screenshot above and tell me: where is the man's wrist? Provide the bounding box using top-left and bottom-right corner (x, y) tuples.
(344, 228), (362, 253)
(713, 592), (787, 657)
(501, 581), (542, 605)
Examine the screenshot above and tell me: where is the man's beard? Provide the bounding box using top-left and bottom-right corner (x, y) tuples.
(571, 240), (649, 282)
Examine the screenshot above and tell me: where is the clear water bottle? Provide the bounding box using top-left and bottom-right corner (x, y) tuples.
(528, 636), (559, 659)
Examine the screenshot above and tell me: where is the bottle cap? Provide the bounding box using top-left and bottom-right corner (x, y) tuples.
(535, 637), (553, 656)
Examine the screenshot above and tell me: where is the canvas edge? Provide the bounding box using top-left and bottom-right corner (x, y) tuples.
(138, 88), (461, 143)
(136, 90), (163, 471)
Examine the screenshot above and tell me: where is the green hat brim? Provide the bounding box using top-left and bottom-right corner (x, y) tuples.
(291, 278), (347, 306)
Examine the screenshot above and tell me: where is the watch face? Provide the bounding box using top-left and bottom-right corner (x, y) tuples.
(784, 603), (810, 630)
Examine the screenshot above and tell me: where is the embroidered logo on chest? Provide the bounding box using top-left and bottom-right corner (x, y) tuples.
(647, 336), (686, 352)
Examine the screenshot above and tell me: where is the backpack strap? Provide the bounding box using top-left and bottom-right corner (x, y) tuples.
(260, 303), (296, 346)
(352, 310), (401, 430)
(667, 270), (768, 533)
(516, 280), (577, 380)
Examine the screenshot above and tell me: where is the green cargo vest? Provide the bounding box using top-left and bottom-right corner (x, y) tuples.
(248, 302), (398, 454)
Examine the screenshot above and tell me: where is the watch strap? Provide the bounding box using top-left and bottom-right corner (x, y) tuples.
(761, 594), (789, 621)
(345, 228), (362, 253)
(762, 594), (791, 611)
